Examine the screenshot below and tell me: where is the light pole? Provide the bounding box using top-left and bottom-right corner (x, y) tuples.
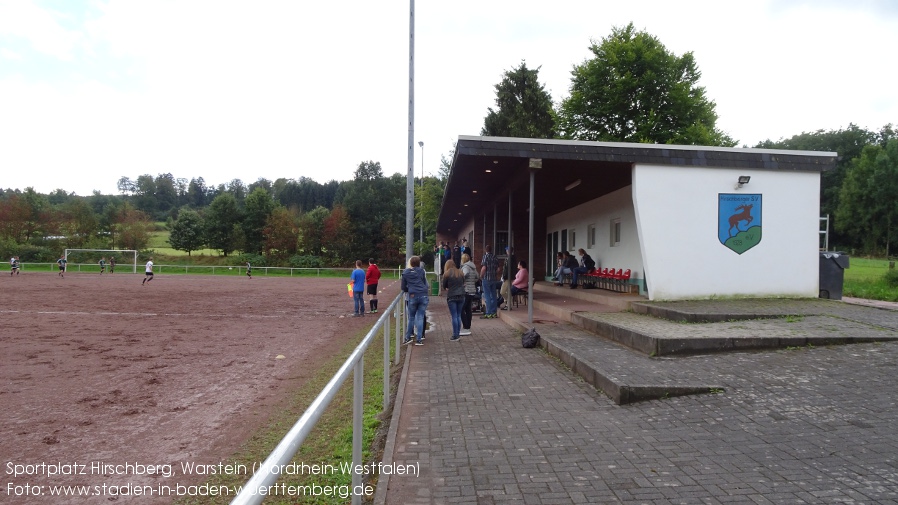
(418, 141), (424, 245)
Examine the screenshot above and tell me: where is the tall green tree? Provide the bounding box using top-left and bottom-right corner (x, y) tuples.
(58, 199), (98, 247)
(186, 177), (209, 208)
(323, 204), (353, 264)
(298, 205), (330, 257)
(0, 194), (32, 242)
(154, 173), (179, 218)
(482, 61), (556, 138)
(133, 174), (157, 214)
(21, 188), (50, 242)
(263, 207), (299, 262)
(114, 202), (153, 251)
(557, 23), (734, 146)
(242, 187), (277, 254)
(835, 139), (898, 255)
(205, 193), (243, 256)
(340, 161), (406, 261)
(755, 124), (878, 249)
(168, 208), (206, 256)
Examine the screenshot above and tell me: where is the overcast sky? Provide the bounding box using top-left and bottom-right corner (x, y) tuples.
(1, 0), (896, 196)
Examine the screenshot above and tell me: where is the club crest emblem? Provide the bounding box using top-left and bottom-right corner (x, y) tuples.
(718, 194), (762, 254)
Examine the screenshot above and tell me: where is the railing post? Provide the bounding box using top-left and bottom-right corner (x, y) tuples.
(394, 302), (402, 364)
(383, 310), (390, 411)
(352, 358), (363, 505)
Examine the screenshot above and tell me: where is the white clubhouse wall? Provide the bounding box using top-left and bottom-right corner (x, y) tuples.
(546, 186), (644, 292)
(632, 164), (821, 300)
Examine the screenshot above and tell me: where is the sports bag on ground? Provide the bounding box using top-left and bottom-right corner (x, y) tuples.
(521, 328), (540, 348)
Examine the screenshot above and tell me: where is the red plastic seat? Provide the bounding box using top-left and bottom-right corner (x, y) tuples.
(599, 268), (613, 290)
(610, 268), (623, 291)
(614, 269), (631, 292)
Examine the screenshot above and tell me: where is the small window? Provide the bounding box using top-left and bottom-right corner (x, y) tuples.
(610, 218), (621, 247)
(587, 224), (596, 248)
(570, 230), (576, 248)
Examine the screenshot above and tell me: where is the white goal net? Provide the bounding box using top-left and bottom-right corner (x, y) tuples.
(64, 249), (138, 274)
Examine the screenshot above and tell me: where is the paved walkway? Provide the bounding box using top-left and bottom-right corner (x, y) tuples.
(379, 296), (898, 504)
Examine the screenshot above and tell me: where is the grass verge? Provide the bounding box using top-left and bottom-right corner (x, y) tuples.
(842, 257), (898, 302)
(176, 321), (403, 505)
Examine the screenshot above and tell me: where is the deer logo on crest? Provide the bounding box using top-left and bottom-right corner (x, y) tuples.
(728, 204), (753, 237)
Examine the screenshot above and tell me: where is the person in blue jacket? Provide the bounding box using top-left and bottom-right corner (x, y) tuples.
(350, 260), (366, 317)
(401, 256), (429, 346)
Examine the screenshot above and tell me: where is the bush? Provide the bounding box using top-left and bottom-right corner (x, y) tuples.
(885, 268), (898, 288)
(289, 255), (324, 268)
(0, 239), (58, 262)
(237, 253), (265, 267)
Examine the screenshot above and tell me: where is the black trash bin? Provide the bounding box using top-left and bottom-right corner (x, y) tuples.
(819, 252), (849, 299)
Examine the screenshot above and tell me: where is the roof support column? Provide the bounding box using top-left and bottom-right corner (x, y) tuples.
(508, 191), (513, 255)
(527, 158), (541, 325)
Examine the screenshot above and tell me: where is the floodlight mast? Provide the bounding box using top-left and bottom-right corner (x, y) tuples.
(405, 0), (416, 265)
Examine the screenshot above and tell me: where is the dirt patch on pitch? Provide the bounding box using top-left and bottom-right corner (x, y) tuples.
(0, 270), (399, 503)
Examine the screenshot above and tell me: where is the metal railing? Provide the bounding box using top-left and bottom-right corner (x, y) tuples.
(230, 292), (407, 505)
(14, 263), (403, 278)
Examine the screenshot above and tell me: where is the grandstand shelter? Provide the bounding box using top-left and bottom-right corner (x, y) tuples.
(437, 136), (836, 301)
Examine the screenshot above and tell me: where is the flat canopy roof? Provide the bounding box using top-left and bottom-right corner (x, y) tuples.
(437, 136), (837, 235)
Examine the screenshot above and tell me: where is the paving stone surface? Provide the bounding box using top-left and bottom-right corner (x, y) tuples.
(382, 298), (898, 504)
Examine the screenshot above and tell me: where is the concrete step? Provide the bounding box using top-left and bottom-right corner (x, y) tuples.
(498, 291), (898, 404)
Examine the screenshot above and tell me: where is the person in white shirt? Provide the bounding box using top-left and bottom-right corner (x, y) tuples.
(142, 258), (154, 285)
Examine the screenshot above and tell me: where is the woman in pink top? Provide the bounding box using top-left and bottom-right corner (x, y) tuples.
(511, 260), (529, 296)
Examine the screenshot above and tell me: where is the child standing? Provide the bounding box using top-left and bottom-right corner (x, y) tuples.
(350, 260), (366, 317)
(366, 258), (381, 313)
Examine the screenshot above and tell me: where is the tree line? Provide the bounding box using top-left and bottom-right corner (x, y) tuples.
(481, 23), (897, 257)
(3, 23), (895, 264)
(0, 160), (449, 269)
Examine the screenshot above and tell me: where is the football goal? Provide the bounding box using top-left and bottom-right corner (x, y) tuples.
(64, 249), (138, 273)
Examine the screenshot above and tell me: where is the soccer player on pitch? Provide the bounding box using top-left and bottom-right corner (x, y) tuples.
(56, 255), (67, 277)
(142, 257), (154, 285)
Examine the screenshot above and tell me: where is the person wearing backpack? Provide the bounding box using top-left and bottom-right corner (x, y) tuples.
(570, 248), (597, 289)
(401, 256), (430, 346)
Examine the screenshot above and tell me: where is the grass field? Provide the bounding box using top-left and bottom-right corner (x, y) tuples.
(843, 256), (898, 302)
(148, 228), (220, 257)
(176, 324), (399, 505)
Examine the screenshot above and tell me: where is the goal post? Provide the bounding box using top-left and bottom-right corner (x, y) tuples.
(64, 249), (138, 274)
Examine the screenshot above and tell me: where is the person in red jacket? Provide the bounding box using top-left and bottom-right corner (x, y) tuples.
(366, 258), (382, 313)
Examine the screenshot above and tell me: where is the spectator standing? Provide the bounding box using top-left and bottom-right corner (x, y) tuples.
(452, 240), (461, 267)
(460, 253), (478, 336)
(442, 259), (466, 341)
(459, 238), (471, 261)
(440, 242), (450, 275)
(350, 260), (366, 317)
(109, 256), (116, 273)
(402, 256), (429, 346)
(366, 258), (382, 313)
(479, 245), (500, 319)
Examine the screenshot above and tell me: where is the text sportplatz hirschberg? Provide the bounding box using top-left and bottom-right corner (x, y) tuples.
(6, 460), (419, 478)
(6, 460), (419, 499)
